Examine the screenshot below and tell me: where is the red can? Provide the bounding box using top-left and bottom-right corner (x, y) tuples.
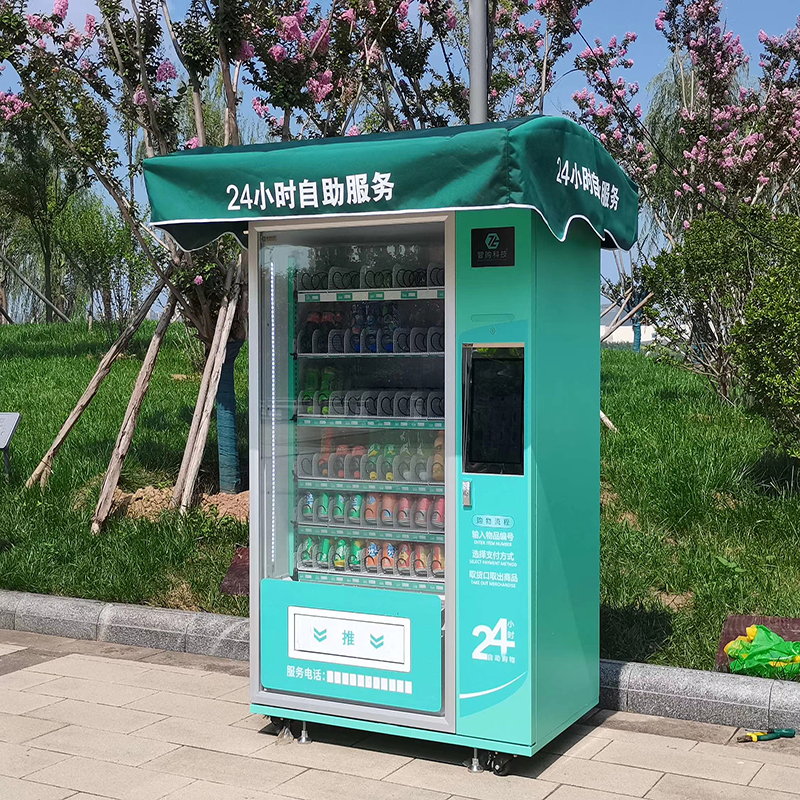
(431, 545), (444, 577)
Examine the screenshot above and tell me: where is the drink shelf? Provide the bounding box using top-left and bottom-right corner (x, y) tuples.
(296, 352), (444, 359)
(297, 416), (444, 430)
(297, 478), (444, 495)
(298, 568), (445, 595)
(297, 523), (444, 544)
(297, 289), (444, 303)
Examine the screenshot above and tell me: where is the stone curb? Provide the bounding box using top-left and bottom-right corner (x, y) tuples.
(2, 590), (799, 728)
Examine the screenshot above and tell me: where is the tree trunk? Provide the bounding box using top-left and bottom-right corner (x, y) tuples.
(91, 294), (177, 533)
(26, 275), (169, 489)
(216, 339), (244, 493)
(0, 279), (10, 324)
(632, 311), (642, 352)
(102, 283), (113, 323)
(43, 245), (53, 324)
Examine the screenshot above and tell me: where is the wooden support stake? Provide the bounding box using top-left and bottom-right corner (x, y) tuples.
(179, 279), (242, 512)
(600, 292), (654, 343)
(171, 261), (238, 508)
(600, 409), (618, 433)
(26, 276), (169, 489)
(90, 294), (177, 534)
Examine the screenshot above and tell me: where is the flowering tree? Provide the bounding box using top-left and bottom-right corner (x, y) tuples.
(0, 0), (598, 530)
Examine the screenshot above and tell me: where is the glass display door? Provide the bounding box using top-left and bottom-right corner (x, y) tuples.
(257, 220), (447, 597)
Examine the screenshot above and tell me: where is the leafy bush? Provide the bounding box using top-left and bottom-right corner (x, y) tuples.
(731, 215), (800, 455)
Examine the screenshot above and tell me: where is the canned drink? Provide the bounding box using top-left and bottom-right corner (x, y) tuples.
(351, 445), (366, 480)
(380, 494), (397, 526)
(317, 537), (333, 568)
(299, 536), (314, 566)
(431, 545), (444, 577)
(365, 540), (381, 571)
(332, 494), (346, 523)
(348, 494), (363, 524)
(348, 539), (364, 571)
(364, 493), (380, 525)
(301, 492), (315, 519)
(367, 443), (380, 480)
(413, 543), (430, 576)
(381, 541), (397, 572)
(396, 542), (412, 574)
(414, 497), (431, 529)
(316, 493), (330, 521)
(333, 538), (348, 570)
(430, 497), (445, 529)
(397, 496), (412, 527)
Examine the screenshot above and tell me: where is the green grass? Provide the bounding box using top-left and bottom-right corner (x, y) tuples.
(0, 321), (248, 616)
(1, 323), (799, 669)
(600, 348), (800, 670)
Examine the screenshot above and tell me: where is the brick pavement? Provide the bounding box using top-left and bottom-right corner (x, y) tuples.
(1, 629), (800, 800)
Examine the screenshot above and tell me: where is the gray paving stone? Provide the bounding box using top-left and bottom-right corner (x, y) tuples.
(586, 709), (737, 745)
(647, 772), (800, 800)
(0, 711), (65, 745)
(545, 788), (632, 800)
(600, 660), (635, 712)
(15, 595), (104, 641)
(147, 745), (304, 792)
(138, 649), (249, 676)
(26, 724), (180, 767)
(0, 774), (74, 800)
(97, 604), (194, 652)
(626, 663), (771, 729)
(750, 762), (800, 795)
(0, 740), (70, 778)
(24, 754), (194, 800)
(163, 781), (280, 800)
(769, 679), (800, 730)
(254, 738), (412, 780)
(185, 613), (249, 661)
(0, 590), (24, 630)
(382, 758), (556, 800)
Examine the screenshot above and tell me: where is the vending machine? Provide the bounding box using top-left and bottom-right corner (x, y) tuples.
(142, 116), (638, 769)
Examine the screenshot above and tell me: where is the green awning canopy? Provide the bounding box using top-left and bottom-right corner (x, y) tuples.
(143, 115), (638, 252)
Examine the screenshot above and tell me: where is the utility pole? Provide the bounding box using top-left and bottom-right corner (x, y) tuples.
(469, 0), (488, 123)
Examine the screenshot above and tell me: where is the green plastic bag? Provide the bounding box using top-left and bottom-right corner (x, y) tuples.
(725, 625), (800, 679)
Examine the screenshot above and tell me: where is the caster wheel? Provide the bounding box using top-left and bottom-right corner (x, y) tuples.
(490, 753), (515, 776)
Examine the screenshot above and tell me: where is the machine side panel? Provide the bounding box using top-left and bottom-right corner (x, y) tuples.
(532, 217), (600, 743)
(454, 208), (534, 748)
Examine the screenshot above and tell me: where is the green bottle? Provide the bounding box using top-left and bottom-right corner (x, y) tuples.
(301, 368), (320, 415)
(319, 367), (335, 416)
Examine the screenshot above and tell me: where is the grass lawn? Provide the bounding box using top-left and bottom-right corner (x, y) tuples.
(1, 322), (799, 670)
(0, 321), (248, 617)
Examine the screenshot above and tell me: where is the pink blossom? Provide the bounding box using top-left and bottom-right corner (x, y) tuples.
(517, 22), (526, 35)
(0, 91), (31, 122)
(27, 14), (55, 34)
(490, 88), (498, 98)
(52, 0), (68, 21)
(84, 14), (96, 37)
(346, 125), (360, 136)
(280, 14), (306, 41)
(655, 18), (665, 31)
(307, 69), (334, 103)
(252, 97), (269, 118)
(398, 1), (410, 19)
(309, 19), (330, 54)
(237, 41), (255, 61)
(156, 59), (177, 82)
(269, 44), (287, 62)
(133, 88), (147, 106)
(64, 28), (82, 52)
(419, 3), (429, 16)
(339, 8), (356, 25)
(368, 0), (377, 13)
(683, 220), (690, 230)
(515, 94), (524, 106)
(446, 7), (456, 30)
(193, 275), (204, 285)
(758, 29), (768, 44)
(757, 175), (770, 186)
(186, 137), (200, 149)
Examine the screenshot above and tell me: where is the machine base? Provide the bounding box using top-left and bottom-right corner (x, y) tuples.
(250, 703), (536, 757)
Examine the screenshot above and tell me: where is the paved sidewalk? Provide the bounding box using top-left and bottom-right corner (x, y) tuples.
(2, 631), (800, 800)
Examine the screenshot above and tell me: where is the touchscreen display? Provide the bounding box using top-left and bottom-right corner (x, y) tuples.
(464, 348), (524, 474)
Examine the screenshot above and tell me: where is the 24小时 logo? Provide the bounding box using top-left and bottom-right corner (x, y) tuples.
(484, 232), (500, 250)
